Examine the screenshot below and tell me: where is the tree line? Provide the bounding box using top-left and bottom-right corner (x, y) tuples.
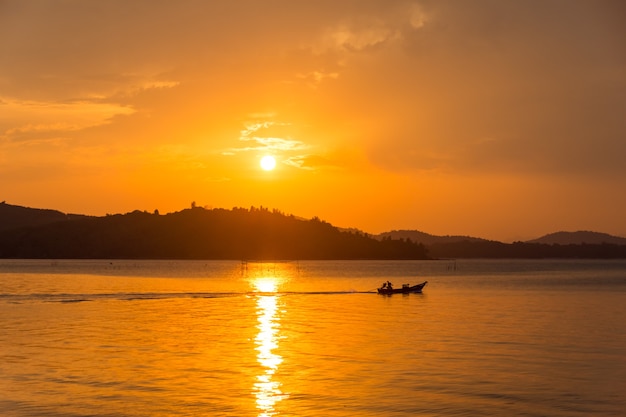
(0, 206), (430, 260)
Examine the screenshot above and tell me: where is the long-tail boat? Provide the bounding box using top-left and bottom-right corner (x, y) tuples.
(377, 281), (427, 295)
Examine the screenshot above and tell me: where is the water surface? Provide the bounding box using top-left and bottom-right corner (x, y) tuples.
(1, 259), (625, 416)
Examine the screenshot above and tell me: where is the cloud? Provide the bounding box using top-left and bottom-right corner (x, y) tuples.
(327, 25), (399, 52)
(239, 121), (284, 139)
(283, 155), (338, 171)
(0, 97), (135, 140)
(350, 1), (626, 178)
(240, 137), (308, 152)
(224, 118), (343, 171)
(296, 71), (340, 88)
(311, 1), (428, 53)
(224, 119), (309, 155)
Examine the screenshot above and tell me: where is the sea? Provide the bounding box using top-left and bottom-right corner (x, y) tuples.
(1, 259), (625, 417)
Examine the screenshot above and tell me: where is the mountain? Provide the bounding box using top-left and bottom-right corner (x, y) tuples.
(526, 231), (626, 245)
(377, 229), (489, 245)
(0, 202), (87, 231)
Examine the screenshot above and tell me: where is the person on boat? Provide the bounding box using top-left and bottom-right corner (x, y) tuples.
(386, 281), (393, 289)
(381, 282), (387, 289)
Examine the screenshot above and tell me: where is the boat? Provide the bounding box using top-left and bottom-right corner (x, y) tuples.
(377, 281), (427, 295)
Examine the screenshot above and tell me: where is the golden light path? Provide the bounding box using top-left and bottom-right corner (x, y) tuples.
(253, 276), (288, 416)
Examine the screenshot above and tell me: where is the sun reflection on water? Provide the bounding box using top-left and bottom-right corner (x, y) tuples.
(253, 276), (288, 416)
(254, 277), (279, 293)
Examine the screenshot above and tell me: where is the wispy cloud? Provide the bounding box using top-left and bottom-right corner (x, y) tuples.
(0, 97), (135, 140)
(223, 119), (309, 156)
(314, 2), (428, 54)
(283, 154), (337, 170)
(240, 136), (308, 151)
(239, 121), (291, 140)
(296, 70), (339, 88)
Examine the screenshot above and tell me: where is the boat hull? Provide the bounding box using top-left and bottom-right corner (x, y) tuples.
(377, 281), (427, 295)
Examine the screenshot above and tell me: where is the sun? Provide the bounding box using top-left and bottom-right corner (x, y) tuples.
(260, 155), (276, 171)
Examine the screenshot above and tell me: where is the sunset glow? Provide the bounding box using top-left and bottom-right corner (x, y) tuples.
(1, 1), (624, 241)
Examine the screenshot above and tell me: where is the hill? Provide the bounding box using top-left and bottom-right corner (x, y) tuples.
(376, 229), (626, 258)
(377, 229), (488, 245)
(526, 231), (626, 245)
(0, 206), (429, 260)
(1, 203), (625, 259)
(0, 202), (87, 231)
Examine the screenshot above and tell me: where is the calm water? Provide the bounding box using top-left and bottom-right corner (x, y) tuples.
(1, 259), (625, 416)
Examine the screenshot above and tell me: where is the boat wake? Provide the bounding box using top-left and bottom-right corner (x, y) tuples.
(0, 290), (375, 304)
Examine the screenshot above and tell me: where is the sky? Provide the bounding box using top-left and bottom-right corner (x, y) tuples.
(1, 0), (625, 242)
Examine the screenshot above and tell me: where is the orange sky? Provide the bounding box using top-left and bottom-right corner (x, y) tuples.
(1, 1), (625, 242)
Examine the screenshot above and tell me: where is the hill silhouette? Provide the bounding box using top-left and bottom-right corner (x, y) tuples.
(0, 201), (87, 231)
(377, 230), (488, 245)
(0, 206), (429, 260)
(526, 231), (626, 245)
(1, 203), (625, 259)
(378, 229), (626, 258)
